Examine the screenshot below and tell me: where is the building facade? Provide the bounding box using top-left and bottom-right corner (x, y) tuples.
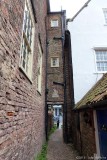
(46, 12), (74, 142)
(74, 74), (107, 158)
(68, 0), (107, 103)
(0, 0), (49, 159)
(0, 1), (75, 159)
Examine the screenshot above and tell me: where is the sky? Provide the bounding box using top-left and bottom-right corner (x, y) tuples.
(50, 0), (88, 18)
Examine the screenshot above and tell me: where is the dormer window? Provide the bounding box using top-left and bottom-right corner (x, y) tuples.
(51, 20), (58, 27)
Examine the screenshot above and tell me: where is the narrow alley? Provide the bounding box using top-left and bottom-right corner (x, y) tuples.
(47, 129), (79, 160)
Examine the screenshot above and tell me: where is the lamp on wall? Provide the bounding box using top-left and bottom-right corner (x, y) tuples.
(83, 112), (91, 124)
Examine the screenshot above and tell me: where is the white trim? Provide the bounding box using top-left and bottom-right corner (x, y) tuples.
(51, 20), (59, 27)
(103, 8), (107, 25)
(93, 110), (101, 159)
(51, 57), (59, 67)
(93, 48), (107, 72)
(19, 0), (35, 81)
(93, 47), (107, 51)
(37, 42), (43, 94)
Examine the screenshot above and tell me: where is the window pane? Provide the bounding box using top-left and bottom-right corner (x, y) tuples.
(103, 10), (107, 24)
(22, 60), (26, 68)
(51, 20), (58, 27)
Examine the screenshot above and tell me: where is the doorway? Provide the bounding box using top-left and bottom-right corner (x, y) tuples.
(97, 110), (107, 158)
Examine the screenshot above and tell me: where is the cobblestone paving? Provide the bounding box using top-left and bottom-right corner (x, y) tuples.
(47, 129), (79, 160)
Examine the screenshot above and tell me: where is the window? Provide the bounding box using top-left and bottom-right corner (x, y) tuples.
(20, 0), (35, 80)
(51, 57), (59, 67)
(37, 43), (42, 93)
(51, 20), (58, 27)
(95, 50), (107, 72)
(103, 9), (107, 24)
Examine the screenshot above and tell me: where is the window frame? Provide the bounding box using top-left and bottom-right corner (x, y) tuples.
(37, 42), (43, 94)
(51, 19), (59, 27)
(103, 8), (107, 25)
(95, 48), (107, 73)
(19, 0), (35, 81)
(51, 57), (59, 67)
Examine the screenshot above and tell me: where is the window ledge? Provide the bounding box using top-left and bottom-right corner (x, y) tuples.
(94, 72), (107, 74)
(37, 90), (42, 96)
(51, 66), (59, 68)
(19, 66), (33, 84)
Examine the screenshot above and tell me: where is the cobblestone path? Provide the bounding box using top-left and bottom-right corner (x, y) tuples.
(47, 129), (79, 160)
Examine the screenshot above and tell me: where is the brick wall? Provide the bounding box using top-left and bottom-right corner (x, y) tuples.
(0, 0), (47, 159)
(63, 31), (75, 142)
(73, 111), (96, 157)
(46, 13), (64, 105)
(80, 111), (96, 157)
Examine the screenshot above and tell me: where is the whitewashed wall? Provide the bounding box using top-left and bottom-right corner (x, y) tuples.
(68, 0), (107, 103)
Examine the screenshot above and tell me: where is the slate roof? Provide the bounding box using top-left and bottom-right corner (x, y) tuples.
(75, 73), (107, 110)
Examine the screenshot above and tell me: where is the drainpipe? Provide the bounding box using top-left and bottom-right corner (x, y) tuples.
(45, 16), (49, 141)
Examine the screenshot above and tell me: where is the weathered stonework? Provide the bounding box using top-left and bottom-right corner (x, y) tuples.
(0, 0), (48, 159)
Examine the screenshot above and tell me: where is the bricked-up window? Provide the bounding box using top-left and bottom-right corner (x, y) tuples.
(51, 57), (59, 67)
(37, 43), (42, 93)
(20, 0), (35, 80)
(103, 9), (107, 24)
(95, 50), (107, 72)
(51, 20), (58, 27)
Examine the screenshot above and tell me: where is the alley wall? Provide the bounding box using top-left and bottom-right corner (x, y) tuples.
(0, 0), (47, 159)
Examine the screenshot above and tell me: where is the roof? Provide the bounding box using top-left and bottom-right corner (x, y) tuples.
(67, 0), (91, 22)
(75, 73), (107, 110)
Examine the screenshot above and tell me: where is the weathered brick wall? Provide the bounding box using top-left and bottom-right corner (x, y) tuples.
(0, 0), (47, 159)
(48, 112), (54, 133)
(80, 111), (96, 158)
(46, 13), (64, 104)
(64, 31), (75, 142)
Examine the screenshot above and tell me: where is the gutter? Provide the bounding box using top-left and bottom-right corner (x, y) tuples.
(73, 99), (107, 112)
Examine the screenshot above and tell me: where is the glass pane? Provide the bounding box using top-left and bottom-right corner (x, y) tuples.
(26, 65), (28, 73)
(24, 11), (28, 32)
(23, 48), (26, 59)
(22, 60), (25, 68)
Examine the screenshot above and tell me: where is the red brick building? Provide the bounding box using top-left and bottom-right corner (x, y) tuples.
(0, 0), (49, 159)
(0, 0), (75, 159)
(46, 12), (74, 143)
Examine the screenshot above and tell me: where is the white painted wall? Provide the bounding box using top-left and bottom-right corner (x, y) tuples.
(68, 0), (107, 103)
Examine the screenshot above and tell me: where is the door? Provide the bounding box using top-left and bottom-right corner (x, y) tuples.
(97, 110), (107, 158)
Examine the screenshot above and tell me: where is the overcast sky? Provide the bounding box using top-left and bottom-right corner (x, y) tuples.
(50, 0), (88, 18)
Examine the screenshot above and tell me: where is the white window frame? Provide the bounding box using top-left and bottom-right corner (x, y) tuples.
(95, 49), (107, 73)
(103, 8), (107, 25)
(51, 57), (59, 67)
(37, 43), (43, 93)
(51, 20), (59, 27)
(19, 0), (35, 81)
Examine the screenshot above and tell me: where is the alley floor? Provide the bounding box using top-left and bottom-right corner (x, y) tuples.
(47, 129), (79, 160)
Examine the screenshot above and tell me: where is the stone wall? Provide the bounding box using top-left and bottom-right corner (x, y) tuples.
(0, 0), (47, 159)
